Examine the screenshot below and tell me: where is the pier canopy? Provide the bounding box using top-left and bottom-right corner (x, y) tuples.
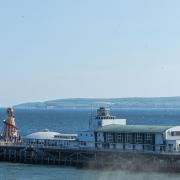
(22, 129), (78, 147)
(24, 129), (60, 140)
(96, 124), (173, 133)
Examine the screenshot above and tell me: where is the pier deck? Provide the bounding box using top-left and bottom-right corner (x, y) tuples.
(0, 145), (180, 172)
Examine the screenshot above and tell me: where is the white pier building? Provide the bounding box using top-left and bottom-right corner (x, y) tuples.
(21, 107), (180, 153)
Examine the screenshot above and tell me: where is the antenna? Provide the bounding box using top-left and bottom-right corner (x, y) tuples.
(88, 104), (96, 130)
(88, 104), (93, 130)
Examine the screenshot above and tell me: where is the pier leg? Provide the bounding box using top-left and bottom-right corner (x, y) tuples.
(8, 149), (11, 161)
(3, 148), (6, 160)
(58, 152), (61, 165)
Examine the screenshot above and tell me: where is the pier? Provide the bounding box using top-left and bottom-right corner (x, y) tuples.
(1, 144), (180, 172)
(1, 107), (180, 172)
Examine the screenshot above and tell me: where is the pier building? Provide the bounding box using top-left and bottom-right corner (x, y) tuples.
(77, 107), (180, 152)
(22, 129), (78, 148)
(20, 107), (180, 153)
(95, 124), (174, 152)
(2, 107), (180, 171)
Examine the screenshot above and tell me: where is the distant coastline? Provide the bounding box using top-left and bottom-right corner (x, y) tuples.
(14, 97), (180, 109)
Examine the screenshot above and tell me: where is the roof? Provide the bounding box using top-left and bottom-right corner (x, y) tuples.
(24, 129), (78, 140)
(24, 130), (60, 140)
(96, 124), (173, 133)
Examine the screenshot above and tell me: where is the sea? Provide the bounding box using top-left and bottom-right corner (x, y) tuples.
(0, 108), (180, 180)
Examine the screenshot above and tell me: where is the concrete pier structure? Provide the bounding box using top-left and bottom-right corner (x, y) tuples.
(1, 107), (180, 172)
(0, 145), (180, 172)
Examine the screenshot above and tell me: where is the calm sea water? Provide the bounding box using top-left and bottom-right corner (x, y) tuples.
(0, 108), (180, 180)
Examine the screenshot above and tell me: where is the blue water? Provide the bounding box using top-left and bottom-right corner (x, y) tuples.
(0, 108), (180, 179)
(0, 163), (179, 180)
(1, 108), (180, 136)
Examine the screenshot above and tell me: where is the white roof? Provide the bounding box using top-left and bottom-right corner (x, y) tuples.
(23, 129), (78, 140)
(24, 130), (60, 140)
(54, 133), (77, 137)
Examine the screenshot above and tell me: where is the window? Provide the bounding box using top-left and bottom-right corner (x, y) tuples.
(80, 141), (86, 146)
(115, 133), (124, 143)
(98, 121), (102, 126)
(171, 131), (180, 136)
(125, 133), (133, 143)
(134, 133), (143, 144)
(106, 133), (114, 143)
(144, 134), (153, 144)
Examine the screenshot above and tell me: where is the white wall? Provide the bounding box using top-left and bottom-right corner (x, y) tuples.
(91, 118), (126, 130)
(125, 144), (133, 150)
(101, 119), (126, 126)
(78, 131), (95, 148)
(115, 143), (124, 149)
(165, 126), (180, 140)
(96, 132), (104, 142)
(155, 133), (164, 144)
(134, 144), (143, 150)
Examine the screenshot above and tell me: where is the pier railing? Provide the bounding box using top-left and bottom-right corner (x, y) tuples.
(0, 141), (179, 155)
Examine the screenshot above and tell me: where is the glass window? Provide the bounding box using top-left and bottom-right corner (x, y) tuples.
(134, 133), (143, 144)
(144, 134), (153, 144)
(106, 133), (114, 143)
(115, 133), (124, 143)
(171, 131), (180, 136)
(125, 133), (133, 143)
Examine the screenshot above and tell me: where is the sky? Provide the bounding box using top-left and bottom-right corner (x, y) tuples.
(0, 0), (180, 106)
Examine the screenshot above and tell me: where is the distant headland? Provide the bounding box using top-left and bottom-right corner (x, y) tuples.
(14, 97), (180, 109)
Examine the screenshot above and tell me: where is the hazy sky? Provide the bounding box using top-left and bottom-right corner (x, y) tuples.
(0, 0), (180, 106)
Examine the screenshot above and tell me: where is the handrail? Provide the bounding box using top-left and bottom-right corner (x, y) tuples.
(0, 141), (179, 155)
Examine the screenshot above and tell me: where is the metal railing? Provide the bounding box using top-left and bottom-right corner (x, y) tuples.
(0, 140), (179, 155)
